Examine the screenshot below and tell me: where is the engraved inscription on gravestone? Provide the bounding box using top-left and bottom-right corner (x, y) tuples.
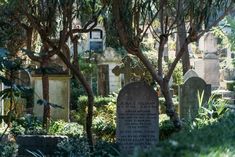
(117, 81), (159, 155)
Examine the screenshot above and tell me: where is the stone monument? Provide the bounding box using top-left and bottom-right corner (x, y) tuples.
(116, 81), (159, 155)
(97, 47), (122, 96)
(32, 75), (70, 121)
(179, 77), (211, 120)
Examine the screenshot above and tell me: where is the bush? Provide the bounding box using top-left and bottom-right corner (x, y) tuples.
(0, 142), (18, 157)
(159, 114), (178, 140)
(93, 102), (116, 141)
(57, 137), (120, 157)
(49, 120), (83, 137)
(74, 95), (116, 126)
(10, 114), (45, 136)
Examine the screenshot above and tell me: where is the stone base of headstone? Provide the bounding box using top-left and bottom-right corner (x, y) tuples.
(16, 135), (68, 156)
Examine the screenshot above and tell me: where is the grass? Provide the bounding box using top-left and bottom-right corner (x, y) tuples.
(131, 112), (235, 157)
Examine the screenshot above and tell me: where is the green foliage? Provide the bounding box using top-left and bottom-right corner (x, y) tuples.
(48, 120), (83, 137)
(159, 114), (177, 140)
(72, 95), (116, 141)
(213, 16), (235, 51)
(168, 60), (183, 85)
(57, 137), (119, 157)
(93, 102), (116, 141)
(10, 115), (45, 136)
(75, 95), (116, 125)
(159, 97), (178, 114)
(0, 142), (18, 157)
(131, 112), (235, 157)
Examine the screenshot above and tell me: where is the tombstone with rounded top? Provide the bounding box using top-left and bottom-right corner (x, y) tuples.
(117, 81), (159, 155)
(183, 69), (199, 82)
(179, 77), (211, 120)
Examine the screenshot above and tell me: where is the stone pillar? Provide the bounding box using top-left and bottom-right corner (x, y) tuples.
(195, 54), (220, 89)
(98, 64), (109, 96)
(32, 75), (70, 121)
(108, 63), (122, 93)
(97, 47), (122, 95)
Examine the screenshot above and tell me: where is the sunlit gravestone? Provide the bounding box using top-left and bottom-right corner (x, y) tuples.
(117, 81), (159, 155)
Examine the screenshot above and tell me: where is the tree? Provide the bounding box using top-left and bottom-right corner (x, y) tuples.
(111, 0), (235, 128)
(1, 0), (107, 151)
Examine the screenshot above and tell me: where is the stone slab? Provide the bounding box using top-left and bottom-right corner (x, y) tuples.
(116, 81), (159, 155)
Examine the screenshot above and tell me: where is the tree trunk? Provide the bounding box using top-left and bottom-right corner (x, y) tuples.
(58, 45), (94, 152)
(137, 52), (182, 129)
(176, 9), (190, 74)
(160, 79), (181, 128)
(41, 57), (50, 130)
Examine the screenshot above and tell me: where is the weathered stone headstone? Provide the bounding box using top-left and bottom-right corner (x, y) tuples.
(183, 69), (199, 81)
(179, 77), (211, 120)
(117, 81), (159, 155)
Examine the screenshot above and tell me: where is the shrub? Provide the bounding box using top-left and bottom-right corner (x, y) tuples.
(0, 142), (18, 157)
(49, 120), (83, 137)
(92, 104), (116, 141)
(57, 137), (120, 157)
(75, 95), (116, 126)
(10, 114), (45, 136)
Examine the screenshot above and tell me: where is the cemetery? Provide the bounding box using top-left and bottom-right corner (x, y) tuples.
(0, 1), (235, 157)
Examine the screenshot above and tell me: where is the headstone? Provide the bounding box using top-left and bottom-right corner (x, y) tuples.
(117, 81), (159, 155)
(179, 77), (211, 120)
(32, 75), (70, 121)
(183, 69), (199, 81)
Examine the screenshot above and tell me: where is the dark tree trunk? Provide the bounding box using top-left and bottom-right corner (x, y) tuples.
(160, 79), (181, 128)
(60, 42), (94, 152)
(41, 57), (50, 130)
(176, 8), (190, 74)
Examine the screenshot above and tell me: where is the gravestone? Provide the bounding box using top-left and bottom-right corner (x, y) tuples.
(179, 77), (211, 120)
(183, 69), (199, 81)
(117, 81), (159, 155)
